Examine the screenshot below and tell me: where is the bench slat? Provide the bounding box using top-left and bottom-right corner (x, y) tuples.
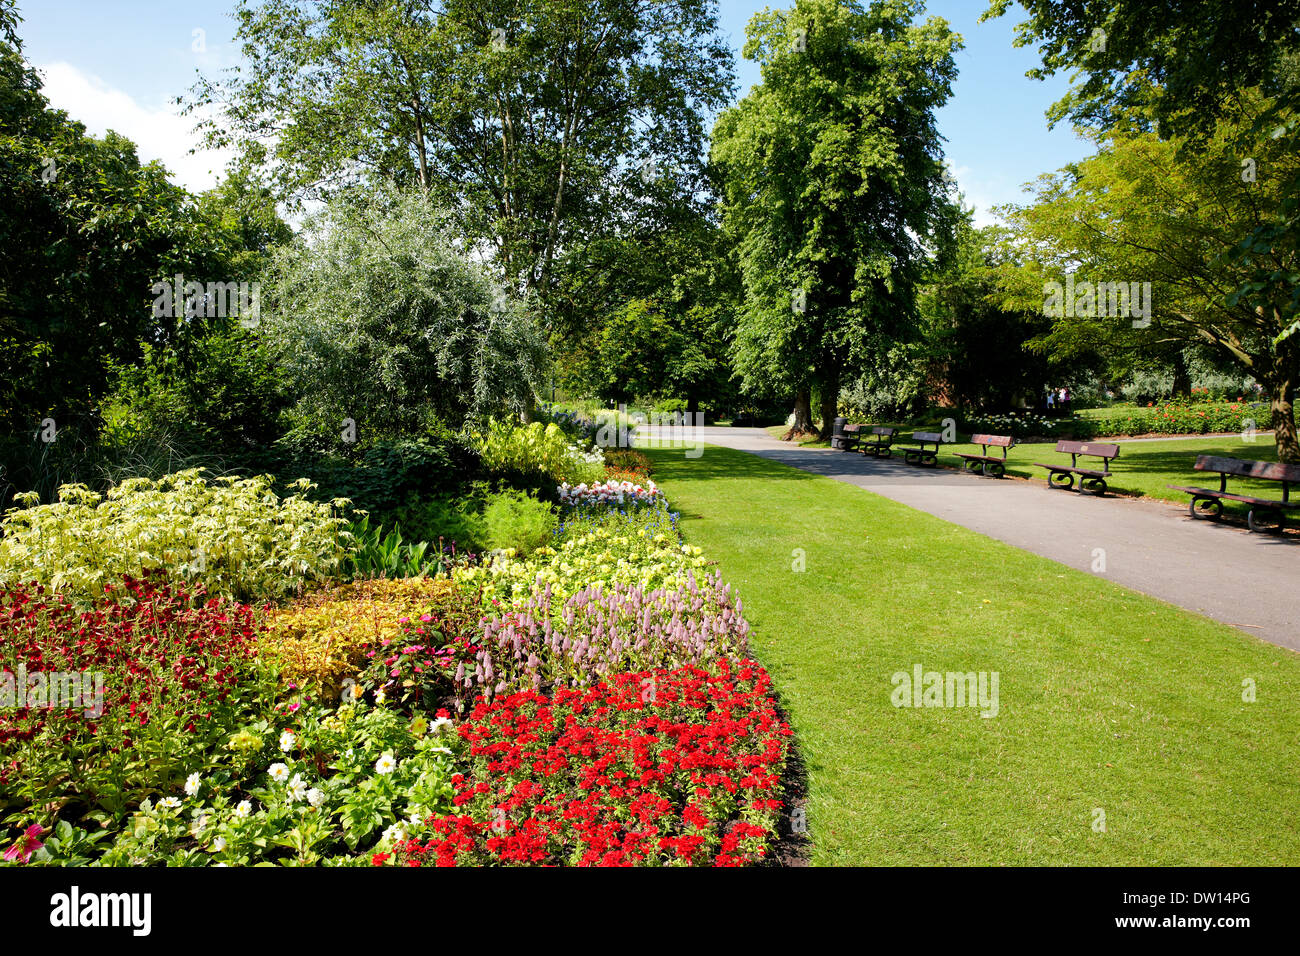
(1193, 455), (1300, 482)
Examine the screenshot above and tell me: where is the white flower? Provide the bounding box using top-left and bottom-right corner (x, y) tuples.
(158, 796), (182, 811)
(233, 801), (252, 819)
(429, 717), (454, 736)
(374, 687), (387, 705)
(212, 836), (227, 852)
(382, 824), (406, 844)
(268, 762), (290, 783)
(287, 774), (308, 802)
(184, 772), (201, 797)
(278, 730), (296, 752)
(190, 812), (209, 835)
(374, 753), (397, 775)
(306, 788), (325, 808)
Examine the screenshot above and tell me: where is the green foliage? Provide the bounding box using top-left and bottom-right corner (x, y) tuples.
(479, 490), (557, 558)
(265, 187), (547, 437)
(273, 426), (483, 517)
(478, 419), (604, 492)
(712, 0), (961, 425)
(100, 324), (288, 456)
(187, 0), (735, 300)
(996, 112), (1300, 460)
(0, 470), (353, 603)
(345, 516), (434, 580)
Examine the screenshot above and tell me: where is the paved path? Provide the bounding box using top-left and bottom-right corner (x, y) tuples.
(638, 426), (1300, 652)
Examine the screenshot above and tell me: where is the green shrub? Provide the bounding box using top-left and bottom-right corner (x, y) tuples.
(480, 490), (557, 557)
(378, 495), (486, 552)
(0, 469), (353, 603)
(478, 419), (604, 491)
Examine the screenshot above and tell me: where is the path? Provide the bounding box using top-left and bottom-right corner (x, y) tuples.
(638, 426), (1300, 652)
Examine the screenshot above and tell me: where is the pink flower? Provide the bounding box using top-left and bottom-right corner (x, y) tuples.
(4, 825), (45, 864)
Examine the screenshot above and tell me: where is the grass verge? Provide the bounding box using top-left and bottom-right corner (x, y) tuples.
(646, 443), (1300, 865)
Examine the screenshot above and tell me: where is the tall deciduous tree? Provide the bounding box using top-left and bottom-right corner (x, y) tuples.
(983, 0), (1300, 345)
(996, 116), (1300, 461)
(187, 0), (734, 299)
(711, 0), (959, 437)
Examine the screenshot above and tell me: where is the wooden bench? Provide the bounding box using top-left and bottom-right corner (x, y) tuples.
(954, 434), (1015, 478)
(896, 431), (945, 467)
(862, 426), (897, 458)
(1035, 440), (1120, 495)
(833, 422), (865, 452)
(1168, 455), (1300, 532)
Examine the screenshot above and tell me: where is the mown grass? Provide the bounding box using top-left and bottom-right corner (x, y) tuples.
(646, 443), (1300, 866)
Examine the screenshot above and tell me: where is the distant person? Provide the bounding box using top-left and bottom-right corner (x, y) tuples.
(1046, 388), (1056, 413)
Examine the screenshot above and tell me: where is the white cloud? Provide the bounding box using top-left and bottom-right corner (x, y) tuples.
(948, 164), (1035, 228)
(34, 61), (232, 194)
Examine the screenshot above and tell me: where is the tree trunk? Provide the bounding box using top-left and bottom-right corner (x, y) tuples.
(783, 389), (815, 440)
(817, 362), (840, 439)
(1171, 351), (1191, 397)
(1270, 376), (1299, 463)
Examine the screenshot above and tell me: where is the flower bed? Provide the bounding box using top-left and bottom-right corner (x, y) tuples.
(0, 576), (271, 821)
(453, 504), (705, 611)
(558, 478), (664, 509)
(263, 577), (479, 702)
(385, 660), (790, 867)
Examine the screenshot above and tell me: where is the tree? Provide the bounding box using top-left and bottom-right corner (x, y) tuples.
(996, 116), (1300, 460)
(711, 0), (959, 437)
(264, 186), (547, 444)
(983, 0), (1300, 345)
(0, 2), (236, 436)
(918, 217), (1052, 411)
(187, 0), (734, 301)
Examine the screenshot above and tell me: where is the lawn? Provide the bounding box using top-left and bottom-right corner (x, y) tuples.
(646, 443), (1300, 866)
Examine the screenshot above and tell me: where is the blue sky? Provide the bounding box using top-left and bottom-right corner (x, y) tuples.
(16, 0), (1092, 224)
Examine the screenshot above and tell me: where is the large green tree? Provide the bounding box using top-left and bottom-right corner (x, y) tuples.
(0, 0), (243, 436)
(711, 0), (960, 436)
(984, 0), (1300, 384)
(264, 186), (547, 444)
(997, 116), (1300, 460)
(188, 0), (734, 301)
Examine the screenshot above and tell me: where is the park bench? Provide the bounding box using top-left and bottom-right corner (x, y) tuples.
(862, 426), (897, 458)
(1035, 440), (1120, 495)
(954, 434), (1015, 478)
(1168, 455), (1300, 533)
(834, 422), (864, 452)
(896, 431), (945, 467)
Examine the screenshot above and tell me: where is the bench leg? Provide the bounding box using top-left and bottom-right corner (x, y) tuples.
(962, 459), (982, 474)
(1247, 507), (1285, 533)
(984, 461), (1005, 479)
(1189, 496), (1223, 520)
(1080, 476), (1108, 496)
(1047, 471), (1074, 491)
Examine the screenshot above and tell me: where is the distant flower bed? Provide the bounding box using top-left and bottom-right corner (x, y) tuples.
(558, 478), (664, 509)
(385, 660), (790, 867)
(1087, 400), (1264, 437)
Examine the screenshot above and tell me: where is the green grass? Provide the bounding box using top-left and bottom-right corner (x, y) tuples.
(646, 443), (1300, 866)
(933, 435), (1282, 514)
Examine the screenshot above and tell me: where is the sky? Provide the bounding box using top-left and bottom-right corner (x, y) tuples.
(16, 0), (1094, 226)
